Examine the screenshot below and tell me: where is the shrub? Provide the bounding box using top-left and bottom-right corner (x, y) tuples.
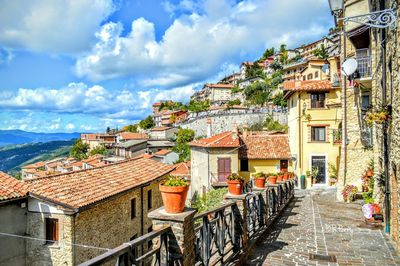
(227, 173), (245, 182)
(163, 175), (188, 187)
(191, 188), (228, 213)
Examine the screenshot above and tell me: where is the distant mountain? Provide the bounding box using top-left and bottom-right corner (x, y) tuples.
(0, 130), (80, 146)
(0, 140), (74, 173)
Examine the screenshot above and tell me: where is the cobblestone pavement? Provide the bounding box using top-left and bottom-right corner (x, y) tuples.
(245, 188), (400, 266)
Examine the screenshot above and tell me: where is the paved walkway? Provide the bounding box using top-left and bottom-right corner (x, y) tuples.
(245, 188), (400, 266)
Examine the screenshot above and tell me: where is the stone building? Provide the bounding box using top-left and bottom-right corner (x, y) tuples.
(369, 0), (400, 250)
(0, 172), (28, 265)
(0, 158), (173, 265)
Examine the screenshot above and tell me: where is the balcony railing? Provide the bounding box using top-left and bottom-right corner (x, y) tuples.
(356, 48), (371, 78)
(80, 179), (295, 266)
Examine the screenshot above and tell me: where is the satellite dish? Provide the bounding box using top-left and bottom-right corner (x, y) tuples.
(322, 64), (330, 75)
(341, 58), (358, 76)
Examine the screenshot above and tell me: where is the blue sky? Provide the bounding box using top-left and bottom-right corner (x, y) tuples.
(0, 0), (333, 133)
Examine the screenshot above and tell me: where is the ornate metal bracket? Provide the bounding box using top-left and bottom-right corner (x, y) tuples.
(342, 9), (397, 29)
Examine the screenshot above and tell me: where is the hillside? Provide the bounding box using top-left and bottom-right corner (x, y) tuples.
(0, 140), (74, 174)
(0, 130), (80, 147)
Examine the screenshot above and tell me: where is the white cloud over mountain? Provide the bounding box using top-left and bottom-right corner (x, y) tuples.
(0, 82), (195, 120)
(0, 0), (115, 54)
(76, 0), (331, 87)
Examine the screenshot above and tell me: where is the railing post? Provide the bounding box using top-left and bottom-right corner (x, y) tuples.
(223, 194), (249, 253)
(252, 187), (268, 225)
(148, 207), (197, 266)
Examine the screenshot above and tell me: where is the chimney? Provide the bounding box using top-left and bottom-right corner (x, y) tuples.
(207, 117), (212, 138)
(243, 123), (248, 138)
(232, 123), (238, 139)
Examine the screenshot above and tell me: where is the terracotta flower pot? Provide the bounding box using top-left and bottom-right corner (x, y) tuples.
(227, 179), (244, 195)
(254, 177), (266, 188)
(268, 176), (277, 184)
(366, 170), (373, 177)
(277, 175), (284, 182)
(160, 184), (189, 214)
(283, 173), (289, 181)
(372, 204), (381, 214)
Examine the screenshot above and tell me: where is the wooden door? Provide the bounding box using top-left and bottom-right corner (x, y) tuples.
(280, 160), (288, 172)
(218, 158), (231, 182)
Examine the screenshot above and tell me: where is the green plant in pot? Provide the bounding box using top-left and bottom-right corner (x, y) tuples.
(160, 175), (189, 213)
(267, 173), (277, 184)
(253, 172), (267, 188)
(311, 167), (319, 184)
(227, 173), (245, 195)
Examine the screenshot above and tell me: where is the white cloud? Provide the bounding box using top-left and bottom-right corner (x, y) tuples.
(65, 123), (75, 130)
(0, 82), (197, 120)
(0, 0), (116, 54)
(76, 0), (332, 86)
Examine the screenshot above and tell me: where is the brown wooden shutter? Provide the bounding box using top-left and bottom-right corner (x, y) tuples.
(218, 158), (231, 181)
(46, 218), (59, 243)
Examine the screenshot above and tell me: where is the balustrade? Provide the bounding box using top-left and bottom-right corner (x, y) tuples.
(80, 179), (295, 266)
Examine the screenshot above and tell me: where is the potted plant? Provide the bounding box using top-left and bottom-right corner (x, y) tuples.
(311, 167), (319, 184)
(366, 159), (374, 177)
(267, 173), (277, 184)
(277, 172), (284, 182)
(253, 172), (267, 188)
(227, 173), (245, 195)
(328, 163), (338, 185)
(160, 175), (189, 214)
(283, 172), (289, 181)
(342, 184), (358, 202)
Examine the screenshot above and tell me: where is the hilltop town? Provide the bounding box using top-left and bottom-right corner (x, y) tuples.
(1, 1), (400, 265)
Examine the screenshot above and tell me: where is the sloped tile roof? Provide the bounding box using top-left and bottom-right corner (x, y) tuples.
(153, 149), (172, 156)
(151, 126), (172, 131)
(239, 134), (291, 160)
(22, 161), (46, 169)
(283, 80), (334, 92)
(171, 162), (191, 178)
(0, 172), (28, 201)
(189, 131), (241, 148)
(205, 83), (234, 89)
(26, 158), (174, 210)
(118, 132), (148, 140)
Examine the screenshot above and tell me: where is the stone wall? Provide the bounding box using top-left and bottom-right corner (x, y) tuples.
(181, 112), (287, 137)
(74, 177), (166, 264)
(0, 199), (27, 265)
(370, 0), (400, 250)
(26, 212), (74, 266)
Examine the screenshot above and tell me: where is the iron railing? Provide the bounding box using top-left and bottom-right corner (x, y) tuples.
(80, 180), (295, 266)
(78, 225), (171, 266)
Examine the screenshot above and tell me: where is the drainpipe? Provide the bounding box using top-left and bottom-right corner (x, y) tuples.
(380, 0), (390, 234)
(342, 25), (348, 186)
(298, 92), (302, 175)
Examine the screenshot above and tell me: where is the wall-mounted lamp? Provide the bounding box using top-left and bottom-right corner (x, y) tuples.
(302, 102), (307, 115)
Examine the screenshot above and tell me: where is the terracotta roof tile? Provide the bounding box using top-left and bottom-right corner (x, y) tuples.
(0, 172), (28, 201)
(154, 149), (172, 156)
(190, 131), (241, 148)
(283, 80), (335, 92)
(22, 161), (46, 169)
(171, 162), (191, 178)
(205, 83), (234, 89)
(26, 158), (174, 210)
(118, 132), (148, 140)
(151, 126), (172, 131)
(240, 134), (291, 160)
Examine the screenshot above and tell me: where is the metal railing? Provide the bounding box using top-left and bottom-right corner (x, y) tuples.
(80, 180), (295, 266)
(356, 48), (371, 78)
(79, 225), (171, 266)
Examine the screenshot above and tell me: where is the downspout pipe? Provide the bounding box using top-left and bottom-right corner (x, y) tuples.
(342, 25), (347, 186)
(380, 0), (390, 234)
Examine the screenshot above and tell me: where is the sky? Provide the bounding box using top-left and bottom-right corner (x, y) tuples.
(0, 0), (333, 133)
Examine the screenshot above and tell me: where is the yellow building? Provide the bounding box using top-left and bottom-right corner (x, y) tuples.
(284, 77), (342, 188)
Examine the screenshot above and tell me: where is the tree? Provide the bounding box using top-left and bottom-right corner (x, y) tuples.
(279, 44), (288, 65)
(139, 115), (155, 129)
(227, 99), (241, 108)
(269, 60), (283, 71)
(258, 47), (275, 62)
(106, 127), (111, 133)
(172, 129), (195, 162)
(122, 124), (138, 133)
(90, 145), (107, 156)
(70, 139), (89, 160)
(243, 81), (272, 106)
(245, 63), (264, 79)
(272, 92), (288, 107)
(187, 100), (210, 113)
(313, 44), (329, 60)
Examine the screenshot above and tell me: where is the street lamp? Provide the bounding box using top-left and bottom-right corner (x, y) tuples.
(328, 0), (344, 16)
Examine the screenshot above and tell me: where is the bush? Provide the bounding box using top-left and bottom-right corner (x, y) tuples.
(192, 188), (228, 213)
(163, 175), (188, 187)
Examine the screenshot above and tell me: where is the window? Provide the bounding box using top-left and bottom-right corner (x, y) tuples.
(315, 71), (319, 78)
(307, 73), (313, 80)
(303, 76), (306, 81)
(361, 94), (371, 110)
(45, 218), (59, 244)
(240, 159), (249, 171)
(217, 158), (231, 182)
(311, 127), (326, 142)
(310, 93), (325, 108)
(147, 190), (152, 210)
(131, 198), (136, 219)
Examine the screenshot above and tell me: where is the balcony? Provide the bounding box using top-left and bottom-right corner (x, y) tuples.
(79, 180), (296, 266)
(355, 49), (371, 79)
